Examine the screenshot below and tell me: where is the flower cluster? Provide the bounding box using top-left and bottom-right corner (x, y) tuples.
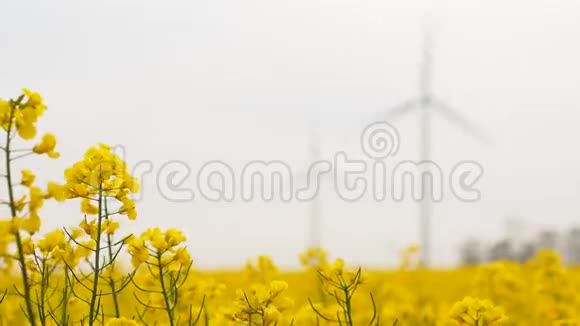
(299, 247), (329, 270)
(0, 89), (63, 326)
(228, 280), (294, 325)
(450, 297), (508, 325)
(128, 227), (190, 268)
(130, 228), (197, 325)
(63, 143), (139, 219)
(0, 88), (47, 139)
(244, 255), (280, 284)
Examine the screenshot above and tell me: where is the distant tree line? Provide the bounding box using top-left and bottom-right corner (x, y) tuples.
(459, 228), (580, 265)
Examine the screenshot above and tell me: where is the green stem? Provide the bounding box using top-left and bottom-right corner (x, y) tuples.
(104, 199), (121, 318)
(38, 257), (47, 326)
(4, 103), (37, 326)
(60, 269), (69, 326)
(344, 286), (353, 326)
(88, 188), (103, 326)
(106, 232), (120, 317)
(157, 254), (175, 326)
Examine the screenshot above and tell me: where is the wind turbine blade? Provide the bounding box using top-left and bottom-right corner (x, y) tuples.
(343, 99), (417, 147)
(373, 98), (419, 123)
(431, 98), (493, 144)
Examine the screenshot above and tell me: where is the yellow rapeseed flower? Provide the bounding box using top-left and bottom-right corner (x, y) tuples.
(33, 133), (59, 158)
(20, 169), (35, 187)
(37, 229), (66, 255)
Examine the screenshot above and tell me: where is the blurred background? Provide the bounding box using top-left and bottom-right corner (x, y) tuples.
(1, 0), (579, 269)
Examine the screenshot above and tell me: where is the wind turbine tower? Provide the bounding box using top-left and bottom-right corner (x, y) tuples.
(307, 119), (323, 248)
(383, 30), (488, 266)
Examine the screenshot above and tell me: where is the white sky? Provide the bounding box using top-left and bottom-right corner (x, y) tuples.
(1, 0), (579, 268)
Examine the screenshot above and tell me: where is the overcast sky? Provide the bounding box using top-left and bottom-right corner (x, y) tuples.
(1, 0), (579, 268)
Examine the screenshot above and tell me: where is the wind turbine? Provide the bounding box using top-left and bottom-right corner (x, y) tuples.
(381, 30), (489, 266)
(295, 113), (326, 248)
(307, 117), (323, 248)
